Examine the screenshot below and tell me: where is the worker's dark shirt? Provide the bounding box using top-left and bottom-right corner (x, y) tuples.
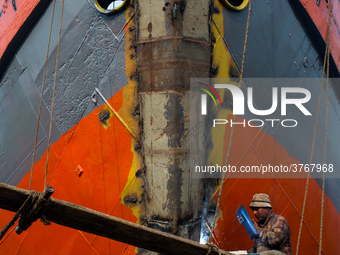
(253, 212), (292, 255)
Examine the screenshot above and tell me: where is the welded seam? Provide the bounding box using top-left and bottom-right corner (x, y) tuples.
(78, 230), (101, 255)
(137, 36), (211, 46)
(0, 226), (14, 245)
(45, 99), (91, 186)
(5, 137), (46, 184)
(14, 227), (29, 255)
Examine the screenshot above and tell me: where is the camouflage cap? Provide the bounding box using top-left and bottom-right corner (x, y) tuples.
(249, 193), (272, 208)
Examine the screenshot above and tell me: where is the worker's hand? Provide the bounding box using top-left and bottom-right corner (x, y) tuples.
(252, 219), (259, 230)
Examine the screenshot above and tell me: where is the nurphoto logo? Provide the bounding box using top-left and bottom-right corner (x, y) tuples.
(198, 82), (312, 128)
(190, 78), (337, 179)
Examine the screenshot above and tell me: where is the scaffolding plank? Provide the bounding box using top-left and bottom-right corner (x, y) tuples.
(0, 183), (229, 255)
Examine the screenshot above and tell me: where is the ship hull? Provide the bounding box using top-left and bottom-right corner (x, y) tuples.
(0, 0), (339, 254)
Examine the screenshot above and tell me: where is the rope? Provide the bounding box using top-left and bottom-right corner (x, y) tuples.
(239, 0), (251, 81)
(295, 48), (326, 255)
(0, 191), (37, 241)
(296, 1), (332, 253)
(44, 0), (65, 190)
(205, 220), (221, 246)
(207, 0), (252, 248)
(318, 1), (332, 253)
(29, 0), (57, 191)
(206, 242), (222, 255)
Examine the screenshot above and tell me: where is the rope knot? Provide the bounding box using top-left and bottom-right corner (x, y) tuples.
(205, 242), (222, 255)
(16, 186), (55, 234)
(0, 186), (55, 241)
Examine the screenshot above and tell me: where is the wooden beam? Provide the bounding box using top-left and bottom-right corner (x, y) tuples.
(0, 183), (229, 255)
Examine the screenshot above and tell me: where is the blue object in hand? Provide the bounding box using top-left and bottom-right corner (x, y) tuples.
(236, 205), (259, 239)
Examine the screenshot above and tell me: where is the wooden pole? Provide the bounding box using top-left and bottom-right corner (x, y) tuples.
(0, 183), (229, 255)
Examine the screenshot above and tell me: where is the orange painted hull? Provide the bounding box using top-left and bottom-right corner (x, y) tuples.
(0, 0), (41, 59)
(0, 89), (140, 254)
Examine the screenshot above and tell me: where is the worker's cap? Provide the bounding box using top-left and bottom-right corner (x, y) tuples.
(249, 193), (272, 209)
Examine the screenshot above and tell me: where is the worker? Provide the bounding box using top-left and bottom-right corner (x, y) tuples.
(248, 193), (292, 255)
